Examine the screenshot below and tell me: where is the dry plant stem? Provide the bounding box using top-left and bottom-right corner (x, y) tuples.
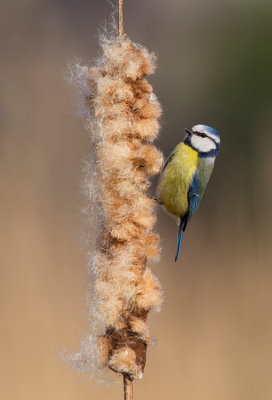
(119, 0), (124, 36)
(118, 1), (132, 396)
(123, 375), (133, 400)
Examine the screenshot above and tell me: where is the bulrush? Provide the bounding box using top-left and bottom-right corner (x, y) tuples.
(70, 33), (164, 381)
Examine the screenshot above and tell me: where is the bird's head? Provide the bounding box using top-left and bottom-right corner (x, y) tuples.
(184, 124), (220, 157)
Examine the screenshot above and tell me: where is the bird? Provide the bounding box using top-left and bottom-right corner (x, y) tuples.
(156, 124), (220, 261)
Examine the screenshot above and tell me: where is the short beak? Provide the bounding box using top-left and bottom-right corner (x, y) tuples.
(185, 128), (193, 136)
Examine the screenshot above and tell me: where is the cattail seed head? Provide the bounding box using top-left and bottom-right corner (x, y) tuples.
(69, 33), (164, 379)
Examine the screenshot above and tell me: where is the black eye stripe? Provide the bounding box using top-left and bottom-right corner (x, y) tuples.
(194, 131), (206, 138)
(193, 131), (218, 144)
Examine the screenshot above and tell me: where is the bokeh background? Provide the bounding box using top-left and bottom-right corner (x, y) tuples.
(1, 0), (272, 399)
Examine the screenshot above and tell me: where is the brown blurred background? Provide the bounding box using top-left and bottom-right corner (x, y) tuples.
(1, 0), (272, 399)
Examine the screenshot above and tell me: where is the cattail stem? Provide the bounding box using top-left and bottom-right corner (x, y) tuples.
(119, 0), (124, 36)
(123, 375), (133, 400)
(119, 3), (132, 399)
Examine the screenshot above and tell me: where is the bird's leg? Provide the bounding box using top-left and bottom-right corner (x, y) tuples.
(146, 194), (158, 202)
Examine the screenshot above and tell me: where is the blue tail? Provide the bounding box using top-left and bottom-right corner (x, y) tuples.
(175, 228), (183, 262)
(175, 215), (189, 262)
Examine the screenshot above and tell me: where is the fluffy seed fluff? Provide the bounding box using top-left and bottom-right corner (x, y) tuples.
(69, 33), (164, 381)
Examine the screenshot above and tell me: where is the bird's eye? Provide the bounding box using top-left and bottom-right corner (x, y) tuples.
(196, 132), (206, 138)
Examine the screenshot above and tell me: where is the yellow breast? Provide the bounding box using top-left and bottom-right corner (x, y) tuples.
(157, 142), (198, 220)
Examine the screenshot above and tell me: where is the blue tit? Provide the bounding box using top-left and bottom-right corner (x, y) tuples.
(156, 124), (220, 261)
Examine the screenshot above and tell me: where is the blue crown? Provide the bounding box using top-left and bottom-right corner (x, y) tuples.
(192, 124), (220, 139)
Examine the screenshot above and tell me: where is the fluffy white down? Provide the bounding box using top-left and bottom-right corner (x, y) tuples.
(190, 134), (217, 152)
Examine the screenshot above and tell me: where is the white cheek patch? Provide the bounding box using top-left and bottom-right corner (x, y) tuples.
(191, 135), (216, 152)
(192, 124), (220, 144)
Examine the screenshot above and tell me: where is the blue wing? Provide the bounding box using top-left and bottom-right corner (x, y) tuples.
(175, 172), (200, 262)
(175, 218), (184, 262)
(188, 172), (201, 219)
